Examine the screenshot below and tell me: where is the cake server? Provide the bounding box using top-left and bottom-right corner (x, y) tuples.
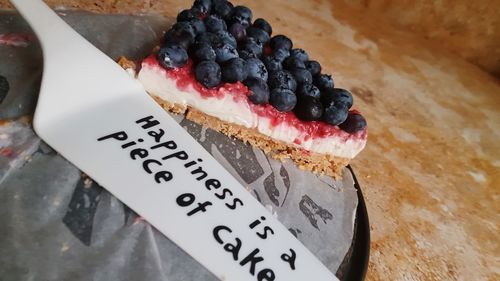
(10, 1), (340, 280)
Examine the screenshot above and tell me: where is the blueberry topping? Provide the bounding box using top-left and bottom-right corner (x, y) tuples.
(163, 31), (191, 50)
(314, 74), (334, 91)
(241, 37), (263, 58)
(229, 6), (253, 28)
(195, 32), (218, 45)
(172, 2), (361, 129)
(172, 20), (196, 38)
(297, 83), (321, 99)
(204, 15), (227, 33)
(295, 96), (323, 121)
(271, 48), (290, 62)
(268, 70), (297, 91)
(195, 60), (221, 88)
(290, 68), (313, 85)
(246, 27), (270, 44)
(305, 60), (321, 76)
(244, 78), (270, 104)
(269, 35), (293, 50)
(246, 58), (268, 81)
(157, 44), (188, 69)
(262, 57), (282, 73)
(214, 43), (239, 63)
(192, 0), (212, 14)
(283, 56), (306, 70)
(229, 23), (247, 42)
(270, 88), (297, 112)
(216, 30), (237, 48)
(321, 88), (353, 109)
(253, 18), (272, 35)
(189, 18), (206, 34)
(164, 22), (196, 49)
(177, 9), (197, 22)
(222, 58), (248, 83)
(191, 43), (216, 63)
(339, 113), (367, 133)
(238, 49), (258, 60)
(189, 6), (205, 19)
(323, 103), (349, 126)
(212, 0), (234, 19)
(290, 48), (309, 62)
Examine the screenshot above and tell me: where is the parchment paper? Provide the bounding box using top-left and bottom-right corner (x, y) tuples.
(0, 11), (358, 281)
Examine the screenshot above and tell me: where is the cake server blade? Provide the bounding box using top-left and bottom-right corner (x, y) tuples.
(9, 1), (340, 280)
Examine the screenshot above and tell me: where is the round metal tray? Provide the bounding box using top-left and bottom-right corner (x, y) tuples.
(341, 166), (370, 281)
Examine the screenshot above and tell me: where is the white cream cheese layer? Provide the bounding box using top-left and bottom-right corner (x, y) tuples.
(138, 64), (366, 159)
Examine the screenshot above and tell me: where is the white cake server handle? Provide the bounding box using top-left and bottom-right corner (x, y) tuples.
(9, 1), (340, 280)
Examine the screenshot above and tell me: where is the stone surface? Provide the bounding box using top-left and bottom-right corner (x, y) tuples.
(1, 1), (499, 280)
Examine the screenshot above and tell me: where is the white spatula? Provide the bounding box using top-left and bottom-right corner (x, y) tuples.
(10, 1), (340, 280)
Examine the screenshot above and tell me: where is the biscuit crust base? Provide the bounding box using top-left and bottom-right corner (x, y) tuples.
(152, 96), (349, 179)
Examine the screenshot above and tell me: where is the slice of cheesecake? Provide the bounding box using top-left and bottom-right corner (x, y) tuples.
(123, 0), (367, 178)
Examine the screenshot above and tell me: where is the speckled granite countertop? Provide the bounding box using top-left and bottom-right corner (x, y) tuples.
(1, 1), (499, 280)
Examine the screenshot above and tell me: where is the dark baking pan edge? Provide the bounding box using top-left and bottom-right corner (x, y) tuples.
(342, 165), (370, 281)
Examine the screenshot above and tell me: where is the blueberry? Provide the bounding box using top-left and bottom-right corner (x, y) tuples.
(246, 27), (270, 44)
(157, 44), (188, 69)
(216, 30), (237, 48)
(238, 49), (257, 60)
(269, 35), (293, 50)
(253, 18), (272, 35)
(314, 74), (334, 91)
(321, 88), (353, 108)
(246, 58), (268, 81)
(191, 43), (216, 63)
(163, 31), (190, 50)
(0, 75), (9, 104)
(195, 32), (218, 45)
(295, 96), (323, 121)
(241, 37), (263, 58)
(189, 18), (206, 34)
(164, 22), (196, 49)
(177, 9), (197, 22)
(193, 0), (212, 14)
(290, 68), (313, 85)
(270, 88), (297, 112)
(222, 58), (248, 83)
(195, 60), (222, 88)
(172, 20), (196, 38)
(290, 48), (309, 62)
(306, 60), (321, 76)
(297, 83), (321, 99)
(229, 6), (253, 28)
(339, 113), (367, 133)
(244, 78), (270, 104)
(283, 56), (306, 70)
(268, 70), (297, 91)
(262, 57), (282, 73)
(213, 0), (234, 19)
(229, 23), (247, 42)
(323, 103), (349, 126)
(189, 6), (205, 18)
(205, 15), (227, 33)
(272, 48), (290, 62)
(214, 43), (239, 63)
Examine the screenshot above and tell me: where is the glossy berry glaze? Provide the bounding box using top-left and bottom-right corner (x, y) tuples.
(142, 55), (367, 142)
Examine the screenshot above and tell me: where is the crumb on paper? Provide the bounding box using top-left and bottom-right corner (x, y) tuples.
(83, 177), (93, 188)
(60, 243), (70, 253)
(133, 216), (146, 225)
